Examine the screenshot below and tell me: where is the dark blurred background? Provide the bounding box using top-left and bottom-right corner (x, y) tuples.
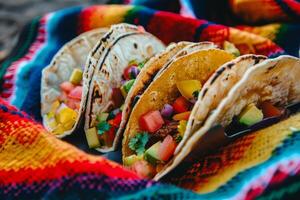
(0, 0), (108, 62)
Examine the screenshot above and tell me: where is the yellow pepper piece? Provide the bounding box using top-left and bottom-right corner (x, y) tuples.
(47, 100), (60, 118)
(56, 107), (78, 127)
(69, 68), (83, 85)
(85, 127), (101, 148)
(47, 117), (58, 129)
(178, 120), (187, 136)
(52, 124), (66, 135)
(63, 118), (76, 130)
(173, 111), (191, 121)
(176, 80), (202, 99)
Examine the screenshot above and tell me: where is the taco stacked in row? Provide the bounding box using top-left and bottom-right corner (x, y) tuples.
(121, 42), (271, 179)
(41, 23), (300, 181)
(41, 24), (166, 151)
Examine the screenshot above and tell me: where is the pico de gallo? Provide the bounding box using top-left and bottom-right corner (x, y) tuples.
(224, 101), (285, 136)
(85, 60), (146, 149)
(123, 79), (202, 178)
(45, 68), (83, 135)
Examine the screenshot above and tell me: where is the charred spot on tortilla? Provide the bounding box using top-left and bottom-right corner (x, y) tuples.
(134, 42), (138, 49)
(101, 68), (109, 77)
(267, 64), (277, 71)
(254, 56), (261, 65)
(202, 88), (208, 98)
(210, 67), (226, 85)
(93, 84), (101, 98)
(226, 63), (234, 69)
(91, 31), (113, 56)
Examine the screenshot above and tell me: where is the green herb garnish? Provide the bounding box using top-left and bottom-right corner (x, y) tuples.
(175, 135), (182, 143)
(97, 121), (110, 135)
(129, 132), (149, 155)
(137, 60), (147, 69)
(124, 79), (135, 93)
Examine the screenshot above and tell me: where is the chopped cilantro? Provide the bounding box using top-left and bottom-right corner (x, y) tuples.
(175, 134), (182, 143)
(97, 121), (110, 135)
(137, 60), (147, 69)
(129, 132), (149, 155)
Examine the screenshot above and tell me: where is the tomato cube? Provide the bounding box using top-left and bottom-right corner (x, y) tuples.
(261, 101), (283, 118)
(108, 112), (122, 127)
(131, 160), (155, 178)
(68, 86), (82, 100)
(172, 96), (191, 113)
(60, 81), (75, 94)
(158, 135), (177, 162)
(139, 110), (164, 133)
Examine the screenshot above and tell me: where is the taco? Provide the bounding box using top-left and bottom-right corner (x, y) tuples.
(41, 28), (108, 137)
(122, 46), (265, 178)
(161, 55), (300, 180)
(84, 24), (166, 152)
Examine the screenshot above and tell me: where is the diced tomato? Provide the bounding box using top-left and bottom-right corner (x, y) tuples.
(60, 81), (75, 94)
(123, 65), (137, 80)
(66, 99), (79, 110)
(131, 160), (155, 178)
(261, 101), (283, 118)
(172, 96), (191, 113)
(173, 111), (191, 121)
(107, 126), (116, 145)
(139, 110), (164, 133)
(158, 135), (177, 162)
(111, 88), (124, 108)
(68, 86), (82, 100)
(108, 112), (122, 127)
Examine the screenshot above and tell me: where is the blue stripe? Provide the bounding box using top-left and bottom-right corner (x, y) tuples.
(0, 104), (32, 120)
(194, 22), (214, 41)
(274, 0), (300, 20)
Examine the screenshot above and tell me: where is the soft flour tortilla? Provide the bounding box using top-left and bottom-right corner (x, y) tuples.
(122, 48), (235, 178)
(175, 54), (267, 154)
(41, 28), (108, 137)
(119, 42), (193, 147)
(121, 42), (218, 152)
(84, 24), (165, 152)
(161, 55), (300, 180)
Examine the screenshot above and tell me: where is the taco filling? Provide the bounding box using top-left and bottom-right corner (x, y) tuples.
(86, 60), (146, 148)
(224, 101), (292, 137)
(45, 68), (83, 135)
(124, 79), (202, 177)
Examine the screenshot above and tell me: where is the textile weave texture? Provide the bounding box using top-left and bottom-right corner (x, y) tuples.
(0, 0), (300, 199)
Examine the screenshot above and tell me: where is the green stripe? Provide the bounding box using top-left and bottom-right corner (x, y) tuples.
(0, 17), (41, 90)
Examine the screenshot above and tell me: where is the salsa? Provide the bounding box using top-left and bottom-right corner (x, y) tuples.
(45, 68), (83, 135)
(124, 79), (202, 178)
(85, 60), (146, 149)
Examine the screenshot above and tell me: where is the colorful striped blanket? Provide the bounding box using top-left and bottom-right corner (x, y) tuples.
(0, 0), (299, 199)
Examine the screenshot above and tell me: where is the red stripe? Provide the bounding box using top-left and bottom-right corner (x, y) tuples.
(147, 11), (206, 44)
(0, 160), (140, 184)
